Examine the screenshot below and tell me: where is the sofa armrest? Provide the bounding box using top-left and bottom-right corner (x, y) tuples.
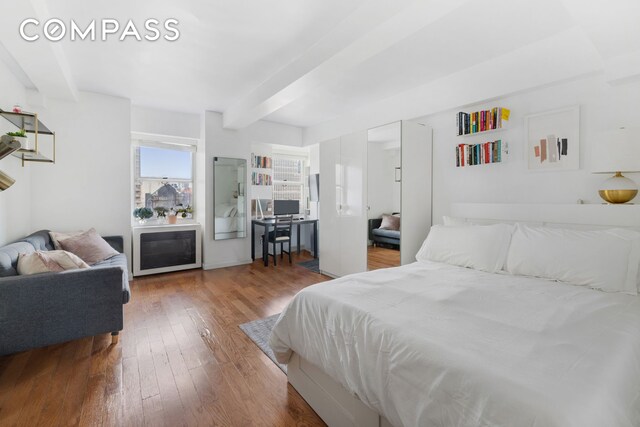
(0, 267), (125, 355)
(368, 218), (383, 240)
(102, 235), (124, 253)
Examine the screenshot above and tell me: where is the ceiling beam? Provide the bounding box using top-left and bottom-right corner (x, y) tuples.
(223, 0), (470, 129)
(302, 27), (603, 145)
(0, 0), (78, 102)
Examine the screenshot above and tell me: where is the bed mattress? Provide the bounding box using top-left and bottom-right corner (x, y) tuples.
(270, 261), (640, 427)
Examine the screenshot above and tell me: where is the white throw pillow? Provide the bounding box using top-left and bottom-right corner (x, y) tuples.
(17, 250), (90, 275)
(416, 223), (514, 272)
(506, 224), (640, 295)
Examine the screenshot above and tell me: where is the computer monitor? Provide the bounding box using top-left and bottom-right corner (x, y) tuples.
(274, 200), (299, 216)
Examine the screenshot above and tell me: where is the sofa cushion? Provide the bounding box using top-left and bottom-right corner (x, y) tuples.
(372, 228), (400, 239)
(93, 253), (130, 303)
(0, 241), (37, 277)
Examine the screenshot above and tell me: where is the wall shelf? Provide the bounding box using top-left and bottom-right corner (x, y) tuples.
(0, 110), (56, 166)
(456, 107), (510, 136)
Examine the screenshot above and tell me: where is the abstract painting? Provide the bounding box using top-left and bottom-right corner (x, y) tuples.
(525, 106), (580, 171)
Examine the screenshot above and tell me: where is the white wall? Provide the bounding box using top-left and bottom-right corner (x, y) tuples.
(415, 74), (640, 224)
(203, 111), (303, 269)
(131, 105), (201, 140)
(30, 92), (132, 265)
(0, 61), (31, 244)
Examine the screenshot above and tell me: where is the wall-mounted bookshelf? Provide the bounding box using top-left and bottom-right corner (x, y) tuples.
(251, 153), (272, 169)
(457, 107), (510, 136)
(456, 140), (508, 168)
(251, 172), (272, 186)
(250, 152), (273, 187)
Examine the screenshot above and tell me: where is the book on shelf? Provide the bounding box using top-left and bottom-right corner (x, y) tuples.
(251, 153), (272, 169)
(456, 107), (510, 136)
(456, 139), (504, 167)
(251, 171), (272, 186)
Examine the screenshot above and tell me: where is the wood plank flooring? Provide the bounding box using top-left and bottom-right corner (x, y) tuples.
(367, 245), (400, 270)
(0, 252), (328, 426)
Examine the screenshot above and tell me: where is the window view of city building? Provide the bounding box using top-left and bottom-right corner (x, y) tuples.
(134, 145), (194, 210)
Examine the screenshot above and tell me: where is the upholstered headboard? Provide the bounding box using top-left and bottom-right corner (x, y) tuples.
(450, 203), (640, 231)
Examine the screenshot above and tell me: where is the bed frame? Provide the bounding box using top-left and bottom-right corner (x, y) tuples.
(287, 202), (640, 426)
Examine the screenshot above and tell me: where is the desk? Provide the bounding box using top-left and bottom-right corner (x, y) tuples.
(251, 218), (318, 266)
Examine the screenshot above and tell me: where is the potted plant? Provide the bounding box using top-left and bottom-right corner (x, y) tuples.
(2, 129), (28, 150)
(154, 206), (169, 223)
(167, 207), (178, 224)
(133, 207), (154, 224)
(175, 204), (193, 219)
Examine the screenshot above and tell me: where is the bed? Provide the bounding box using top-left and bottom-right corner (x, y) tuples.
(270, 203), (640, 427)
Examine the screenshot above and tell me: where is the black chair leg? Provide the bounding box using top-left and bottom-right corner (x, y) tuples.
(272, 241), (276, 266)
(280, 242), (284, 259)
(288, 243), (292, 264)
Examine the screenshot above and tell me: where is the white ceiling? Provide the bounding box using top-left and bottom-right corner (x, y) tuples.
(1, 0), (639, 132)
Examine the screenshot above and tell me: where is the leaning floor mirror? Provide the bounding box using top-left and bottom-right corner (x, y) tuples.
(213, 157), (247, 240)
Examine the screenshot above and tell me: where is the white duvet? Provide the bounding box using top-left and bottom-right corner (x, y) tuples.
(270, 261), (640, 427)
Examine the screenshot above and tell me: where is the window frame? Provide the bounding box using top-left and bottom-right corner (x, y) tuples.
(131, 132), (198, 219)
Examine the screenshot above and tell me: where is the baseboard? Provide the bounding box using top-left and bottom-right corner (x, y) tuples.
(202, 259), (252, 270)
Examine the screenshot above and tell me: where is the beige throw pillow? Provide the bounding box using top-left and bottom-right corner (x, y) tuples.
(380, 214), (400, 231)
(58, 228), (119, 265)
(49, 230), (84, 250)
(17, 250), (90, 275)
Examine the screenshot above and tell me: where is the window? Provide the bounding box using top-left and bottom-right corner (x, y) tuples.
(133, 140), (195, 212)
(272, 155), (307, 214)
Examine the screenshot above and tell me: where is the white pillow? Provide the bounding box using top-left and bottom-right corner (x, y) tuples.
(506, 224), (640, 295)
(17, 250), (89, 275)
(217, 204), (236, 218)
(416, 224), (514, 272)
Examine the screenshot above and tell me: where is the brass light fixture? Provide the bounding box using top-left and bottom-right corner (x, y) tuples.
(0, 137), (20, 191)
(0, 170), (15, 191)
(592, 127), (640, 204)
(0, 137), (21, 159)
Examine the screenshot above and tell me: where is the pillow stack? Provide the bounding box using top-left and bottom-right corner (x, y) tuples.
(18, 228), (119, 276)
(417, 220), (640, 295)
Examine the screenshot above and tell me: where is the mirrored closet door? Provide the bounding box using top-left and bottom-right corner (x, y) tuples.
(366, 121), (433, 269)
(367, 122), (402, 270)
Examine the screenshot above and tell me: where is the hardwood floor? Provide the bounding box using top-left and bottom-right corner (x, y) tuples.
(367, 245), (400, 270)
(0, 252), (329, 427)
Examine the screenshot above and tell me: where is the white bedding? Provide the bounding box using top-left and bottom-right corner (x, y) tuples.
(270, 261), (640, 427)
(215, 216), (238, 233)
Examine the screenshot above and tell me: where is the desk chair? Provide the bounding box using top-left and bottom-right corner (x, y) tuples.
(263, 215), (293, 266)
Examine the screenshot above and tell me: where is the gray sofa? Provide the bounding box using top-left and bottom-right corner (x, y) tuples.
(0, 230), (130, 356)
(368, 218), (400, 248)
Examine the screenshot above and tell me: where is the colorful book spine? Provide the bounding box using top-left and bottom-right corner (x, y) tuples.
(455, 139), (505, 167)
(455, 107), (510, 136)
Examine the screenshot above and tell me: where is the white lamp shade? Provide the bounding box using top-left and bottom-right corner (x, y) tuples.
(591, 127), (640, 173)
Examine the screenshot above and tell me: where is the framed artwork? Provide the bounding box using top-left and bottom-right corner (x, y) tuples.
(525, 106), (579, 171)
